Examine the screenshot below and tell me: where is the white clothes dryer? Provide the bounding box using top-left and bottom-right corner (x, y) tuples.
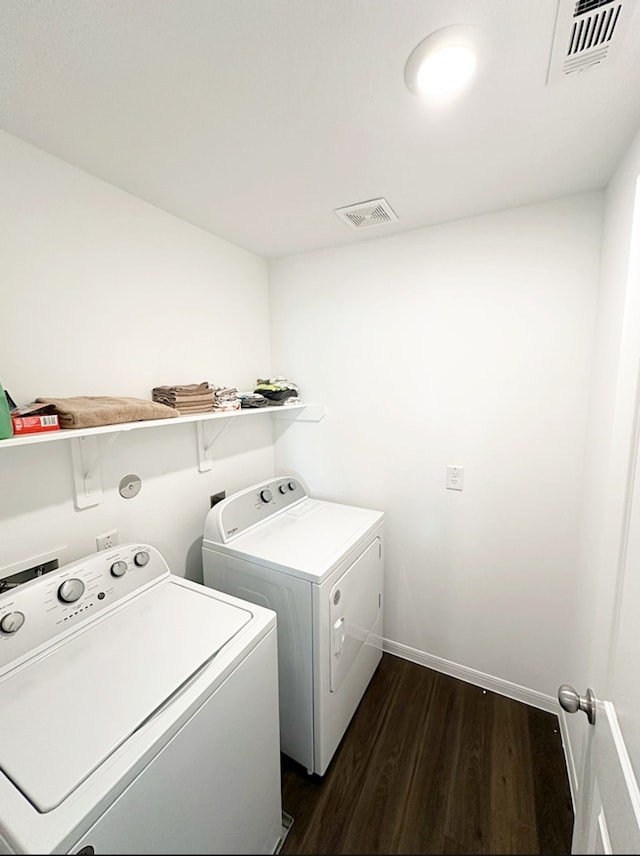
(202, 476), (384, 777)
(0, 543), (282, 855)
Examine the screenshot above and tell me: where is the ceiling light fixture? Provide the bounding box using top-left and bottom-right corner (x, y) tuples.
(405, 24), (481, 101)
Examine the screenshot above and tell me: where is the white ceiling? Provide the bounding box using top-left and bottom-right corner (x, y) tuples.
(1, 0), (640, 259)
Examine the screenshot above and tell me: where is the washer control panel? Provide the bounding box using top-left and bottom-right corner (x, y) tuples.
(213, 476), (308, 542)
(0, 543), (169, 671)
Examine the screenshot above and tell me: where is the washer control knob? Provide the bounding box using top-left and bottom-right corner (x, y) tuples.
(110, 560), (128, 578)
(1, 611), (25, 634)
(58, 578), (85, 603)
(279, 484), (288, 494)
(288, 481), (297, 491)
(260, 489), (273, 503)
(134, 551), (150, 567)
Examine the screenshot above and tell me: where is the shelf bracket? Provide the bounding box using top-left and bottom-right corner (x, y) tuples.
(270, 403), (326, 423)
(197, 419), (232, 473)
(70, 433), (119, 509)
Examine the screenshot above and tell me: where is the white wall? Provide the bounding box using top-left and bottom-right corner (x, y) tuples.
(0, 131), (275, 581)
(268, 193), (603, 701)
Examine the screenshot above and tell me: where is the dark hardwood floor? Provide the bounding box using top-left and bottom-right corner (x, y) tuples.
(280, 653), (573, 855)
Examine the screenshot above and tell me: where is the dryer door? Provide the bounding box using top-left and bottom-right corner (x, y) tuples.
(329, 536), (383, 693)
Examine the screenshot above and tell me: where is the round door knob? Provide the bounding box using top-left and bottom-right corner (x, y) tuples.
(110, 560), (128, 578)
(1, 611), (25, 634)
(558, 683), (596, 725)
(58, 578), (85, 603)
(260, 489), (273, 503)
(134, 551), (150, 567)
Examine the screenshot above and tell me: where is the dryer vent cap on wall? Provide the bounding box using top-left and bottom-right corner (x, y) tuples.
(334, 198), (398, 230)
(547, 0), (633, 82)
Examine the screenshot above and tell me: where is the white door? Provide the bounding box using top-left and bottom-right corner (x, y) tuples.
(569, 175), (640, 854)
(571, 420), (640, 853)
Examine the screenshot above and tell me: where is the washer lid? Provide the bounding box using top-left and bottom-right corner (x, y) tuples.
(0, 580), (252, 812)
(220, 499), (383, 582)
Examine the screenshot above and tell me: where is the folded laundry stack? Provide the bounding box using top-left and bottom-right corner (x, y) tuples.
(152, 382), (215, 415)
(238, 391), (270, 408)
(213, 386), (241, 412)
(254, 377), (300, 405)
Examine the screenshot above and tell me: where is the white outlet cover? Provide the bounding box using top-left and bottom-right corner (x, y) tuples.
(446, 465), (464, 491)
(96, 531), (118, 551)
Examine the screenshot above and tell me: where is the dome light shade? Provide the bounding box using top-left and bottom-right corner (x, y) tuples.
(405, 24), (481, 101)
(415, 45), (476, 97)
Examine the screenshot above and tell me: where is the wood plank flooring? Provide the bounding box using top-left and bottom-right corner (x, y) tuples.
(280, 653), (573, 855)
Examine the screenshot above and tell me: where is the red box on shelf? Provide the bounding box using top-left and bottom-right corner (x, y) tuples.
(10, 402), (60, 435)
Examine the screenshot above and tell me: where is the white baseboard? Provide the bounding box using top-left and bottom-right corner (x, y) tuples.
(382, 637), (558, 714)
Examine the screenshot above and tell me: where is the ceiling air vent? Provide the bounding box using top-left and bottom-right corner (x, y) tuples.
(334, 198), (398, 230)
(547, 0), (631, 83)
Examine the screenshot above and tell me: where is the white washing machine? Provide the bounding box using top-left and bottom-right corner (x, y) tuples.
(202, 475), (384, 777)
(0, 543), (283, 855)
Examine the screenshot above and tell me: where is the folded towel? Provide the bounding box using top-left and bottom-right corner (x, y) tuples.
(213, 386), (239, 402)
(35, 396), (179, 429)
(256, 377), (299, 392)
(152, 382), (210, 395)
(254, 385), (299, 402)
(152, 383), (216, 416)
(238, 392), (270, 408)
(175, 403), (215, 415)
(212, 400), (241, 412)
(154, 392), (215, 406)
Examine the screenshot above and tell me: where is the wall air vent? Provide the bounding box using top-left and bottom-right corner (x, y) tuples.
(547, 0), (630, 83)
(334, 198), (398, 230)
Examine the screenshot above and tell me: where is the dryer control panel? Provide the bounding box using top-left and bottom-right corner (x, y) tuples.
(208, 476), (309, 542)
(0, 543), (169, 672)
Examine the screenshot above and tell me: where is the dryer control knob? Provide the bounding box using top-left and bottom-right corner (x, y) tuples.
(278, 484), (288, 494)
(58, 578), (85, 603)
(110, 560), (128, 578)
(134, 551), (150, 567)
(1, 611), (25, 634)
(288, 481), (297, 491)
(260, 489), (273, 503)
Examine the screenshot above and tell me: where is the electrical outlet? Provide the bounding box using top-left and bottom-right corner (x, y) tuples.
(446, 465), (464, 491)
(96, 529), (118, 551)
(210, 490), (226, 508)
